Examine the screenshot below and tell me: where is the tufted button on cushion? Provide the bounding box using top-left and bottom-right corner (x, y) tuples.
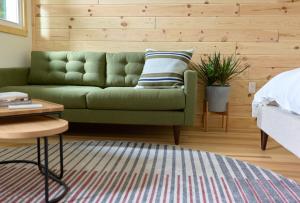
(106, 52), (145, 87)
(29, 51), (106, 87)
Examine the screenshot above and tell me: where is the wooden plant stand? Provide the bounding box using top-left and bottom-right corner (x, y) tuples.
(203, 101), (229, 132)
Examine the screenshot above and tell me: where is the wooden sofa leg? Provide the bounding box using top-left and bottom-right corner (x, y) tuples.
(261, 130), (269, 151)
(173, 126), (180, 145)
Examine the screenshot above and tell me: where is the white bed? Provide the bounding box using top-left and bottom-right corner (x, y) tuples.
(256, 105), (300, 158)
(253, 68), (300, 158)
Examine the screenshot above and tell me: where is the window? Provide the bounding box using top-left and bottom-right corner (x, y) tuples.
(0, 0), (27, 36)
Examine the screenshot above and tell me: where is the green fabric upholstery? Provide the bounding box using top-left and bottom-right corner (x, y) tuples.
(0, 85), (101, 109)
(87, 87), (185, 110)
(0, 67), (29, 87)
(184, 70), (198, 125)
(63, 109), (184, 125)
(0, 53), (198, 128)
(28, 51), (106, 87)
(106, 52), (145, 87)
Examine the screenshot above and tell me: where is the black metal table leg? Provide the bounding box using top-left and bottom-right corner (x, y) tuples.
(0, 135), (68, 203)
(58, 134), (64, 179)
(44, 137), (50, 202)
(37, 135), (64, 180)
(37, 137), (42, 171)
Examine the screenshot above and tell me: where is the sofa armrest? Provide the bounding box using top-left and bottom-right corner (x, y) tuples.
(184, 70), (198, 126)
(0, 67), (29, 87)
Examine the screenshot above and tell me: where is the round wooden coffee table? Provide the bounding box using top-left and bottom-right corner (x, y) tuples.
(0, 116), (69, 203)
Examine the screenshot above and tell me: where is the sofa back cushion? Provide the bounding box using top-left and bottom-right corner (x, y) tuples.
(106, 52), (145, 87)
(28, 51), (106, 87)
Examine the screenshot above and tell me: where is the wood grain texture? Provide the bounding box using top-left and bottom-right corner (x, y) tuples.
(37, 28), (278, 42)
(237, 42), (300, 55)
(240, 2), (300, 16)
(0, 116), (68, 139)
(33, 41), (237, 53)
(32, 0), (300, 130)
(96, 0), (299, 4)
(279, 30), (300, 42)
(36, 17), (155, 29)
(0, 99), (63, 117)
(37, 0), (98, 4)
(38, 4), (239, 17)
(156, 17), (300, 29)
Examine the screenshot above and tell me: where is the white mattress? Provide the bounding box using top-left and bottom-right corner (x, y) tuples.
(258, 105), (300, 158)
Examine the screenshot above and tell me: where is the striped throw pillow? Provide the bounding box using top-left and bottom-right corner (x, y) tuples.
(136, 49), (193, 89)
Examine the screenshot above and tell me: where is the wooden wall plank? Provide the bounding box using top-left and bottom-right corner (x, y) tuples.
(37, 0), (99, 4)
(97, 0), (296, 4)
(241, 55), (300, 68)
(38, 4), (239, 17)
(33, 41), (237, 54)
(36, 28), (277, 42)
(37, 29), (70, 41)
(237, 42), (300, 55)
(240, 3), (300, 16)
(228, 80), (266, 105)
(37, 0), (296, 4)
(67, 29), (277, 42)
(36, 17), (155, 29)
(279, 30), (300, 42)
(156, 17), (300, 29)
(249, 67), (295, 80)
(32, 0), (300, 130)
(32, 0), (38, 45)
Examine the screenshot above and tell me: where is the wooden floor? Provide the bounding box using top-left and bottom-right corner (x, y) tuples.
(1, 123), (299, 183)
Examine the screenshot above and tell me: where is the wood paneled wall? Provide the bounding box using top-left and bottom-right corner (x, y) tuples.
(32, 0), (300, 130)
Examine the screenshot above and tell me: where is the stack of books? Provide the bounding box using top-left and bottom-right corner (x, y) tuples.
(0, 92), (32, 107)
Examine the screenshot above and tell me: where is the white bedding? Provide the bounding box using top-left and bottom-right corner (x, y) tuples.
(252, 68), (300, 117)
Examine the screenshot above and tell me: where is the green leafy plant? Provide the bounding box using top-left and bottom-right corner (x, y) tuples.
(189, 53), (249, 86)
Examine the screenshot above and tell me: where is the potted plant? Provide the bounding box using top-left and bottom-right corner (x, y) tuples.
(190, 53), (249, 112)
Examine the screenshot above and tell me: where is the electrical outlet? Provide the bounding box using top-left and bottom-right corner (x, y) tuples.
(248, 82), (256, 94)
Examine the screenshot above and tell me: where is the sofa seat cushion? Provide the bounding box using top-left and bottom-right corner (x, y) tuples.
(0, 86), (101, 109)
(87, 87), (185, 110)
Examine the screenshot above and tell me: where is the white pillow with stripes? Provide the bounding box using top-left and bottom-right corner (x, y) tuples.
(136, 49), (193, 89)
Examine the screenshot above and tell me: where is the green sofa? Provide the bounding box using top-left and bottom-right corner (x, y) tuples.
(0, 51), (197, 144)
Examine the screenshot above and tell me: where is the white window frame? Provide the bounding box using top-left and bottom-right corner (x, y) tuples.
(0, 0), (27, 37)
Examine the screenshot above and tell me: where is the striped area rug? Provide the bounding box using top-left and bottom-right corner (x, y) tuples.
(0, 141), (299, 203)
